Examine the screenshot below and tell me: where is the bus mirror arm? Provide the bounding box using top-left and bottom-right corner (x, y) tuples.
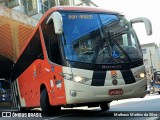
(130, 17), (152, 36)
(46, 12), (63, 34)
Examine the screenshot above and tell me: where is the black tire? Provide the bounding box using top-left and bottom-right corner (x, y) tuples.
(100, 102), (110, 111)
(40, 88), (61, 115)
(158, 91), (160, 94)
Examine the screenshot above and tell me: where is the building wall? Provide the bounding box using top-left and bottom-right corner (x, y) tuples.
(157, 48), (160, 70)
(0, 17), (34, 61)
(141, 43), (158, 76)
(0, 6), (36, 61)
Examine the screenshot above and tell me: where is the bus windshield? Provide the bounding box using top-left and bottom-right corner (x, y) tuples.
(61, 12), (142, 64)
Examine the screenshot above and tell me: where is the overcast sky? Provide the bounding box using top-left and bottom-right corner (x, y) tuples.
(92, 0), (160, 45)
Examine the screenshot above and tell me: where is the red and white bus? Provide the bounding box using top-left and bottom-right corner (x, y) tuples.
(11, 6), (152, 114)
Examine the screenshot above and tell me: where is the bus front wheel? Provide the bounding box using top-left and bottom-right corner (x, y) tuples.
(17, 97), (27, 111)
(100, 102), (110, 111)
(40, 88), (61, 115)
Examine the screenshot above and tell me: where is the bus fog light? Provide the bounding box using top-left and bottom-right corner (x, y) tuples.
(70, 90), (77, 97)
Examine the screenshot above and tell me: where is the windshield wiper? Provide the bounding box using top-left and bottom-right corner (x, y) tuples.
(92, 30), (111, 68)
(106, 30), (132, 64)
(92, 34), (102, 65)
(92, 26), (115, 66)
(92, 25), (132, 67)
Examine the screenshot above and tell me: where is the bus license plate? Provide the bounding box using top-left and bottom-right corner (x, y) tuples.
(109, 89), (123, 95)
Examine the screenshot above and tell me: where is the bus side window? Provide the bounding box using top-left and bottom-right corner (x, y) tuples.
(41, 18), (62, 65)
(26, 30), (44, 61)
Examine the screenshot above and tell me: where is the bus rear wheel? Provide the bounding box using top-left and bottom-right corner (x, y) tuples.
(100, 102), (110, 111)
(40, 88), (61, 115)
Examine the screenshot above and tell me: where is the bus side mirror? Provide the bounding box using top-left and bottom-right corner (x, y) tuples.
(46, 12), (63, 34)
(130, 17), (152, 36)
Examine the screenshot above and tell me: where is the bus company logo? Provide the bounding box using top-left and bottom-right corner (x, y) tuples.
(112, 74), (117, 79)
(102, 65), (122, 69)
(2, 112), (11, 117)
(111, 71), (117, 79)
(1, 112), (42, 117)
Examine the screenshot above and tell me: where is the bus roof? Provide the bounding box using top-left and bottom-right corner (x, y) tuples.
(38, 6), (120, 25)
(48, 6), (120, 14)
(39, 6), (121, 26)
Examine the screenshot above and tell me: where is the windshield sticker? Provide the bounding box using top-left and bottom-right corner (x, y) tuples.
(112, 51), (120, 58)
(68, 15), (93, 19)
(120, 54), (125, 58)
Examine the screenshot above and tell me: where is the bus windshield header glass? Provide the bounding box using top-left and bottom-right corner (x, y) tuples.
(61, 12), (142, 64)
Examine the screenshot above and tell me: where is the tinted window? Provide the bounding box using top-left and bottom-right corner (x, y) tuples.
(41, 18), (62, 65)
(11, 29), (43, 80)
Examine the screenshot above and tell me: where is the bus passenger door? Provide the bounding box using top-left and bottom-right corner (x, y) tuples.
(40, 22), (66, 105)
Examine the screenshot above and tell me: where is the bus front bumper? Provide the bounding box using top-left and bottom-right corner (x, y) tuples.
(64, 79), (147, 104)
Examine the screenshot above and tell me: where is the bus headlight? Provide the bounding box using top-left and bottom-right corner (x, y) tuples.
(139, 72), (145, 78)
(74, 76), (83, 82)
(134, 70), (146, 79)
(73, 76), (89, 83)
(61, 73), (89, 84)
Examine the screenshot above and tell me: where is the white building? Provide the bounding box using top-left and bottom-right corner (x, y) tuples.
(141, 42), (158, 76)
(156, 47), (160, 70)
